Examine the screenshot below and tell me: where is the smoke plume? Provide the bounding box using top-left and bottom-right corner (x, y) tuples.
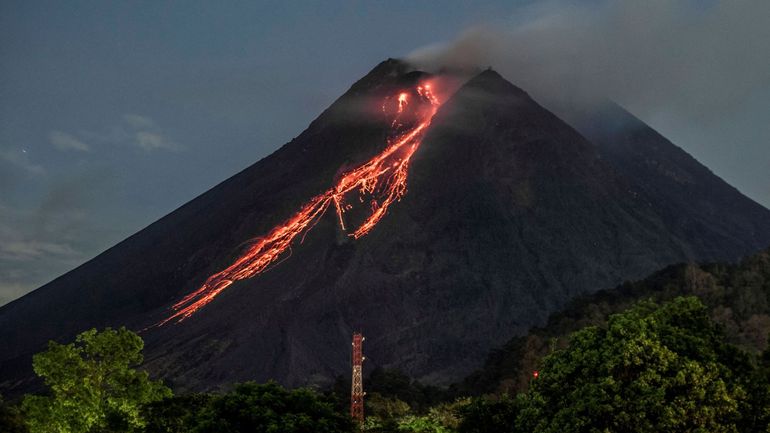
(406, 0), (770, 206)
(408, 0), (770, 120)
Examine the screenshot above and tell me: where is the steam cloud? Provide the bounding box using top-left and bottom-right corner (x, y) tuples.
(406, 0), (770, 207)
(407, 0), (770, 122)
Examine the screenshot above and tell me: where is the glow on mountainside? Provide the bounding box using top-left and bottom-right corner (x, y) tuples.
(158, 82), (442, 325)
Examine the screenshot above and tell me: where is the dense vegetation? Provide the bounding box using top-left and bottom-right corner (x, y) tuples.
(1, 249), (768, 432)
(353, 296), (770, 432)
(456, 248), (770, 397)
(462, 297), (769, 432)
(1, 328), (352, 433)
(22, 327), (172, 433)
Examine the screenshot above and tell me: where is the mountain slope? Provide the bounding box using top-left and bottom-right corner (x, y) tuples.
(2, 61), (769, 395)
(142, 68), (685, 388)
(563, 101), (770, 260)
(0, 59), (426, 390)
(455, 247), (770, 397)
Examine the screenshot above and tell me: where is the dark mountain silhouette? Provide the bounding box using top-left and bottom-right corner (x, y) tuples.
(561, 101), (770, 260)
(2, 60), (769, 395)
(454, 246), (770, 397)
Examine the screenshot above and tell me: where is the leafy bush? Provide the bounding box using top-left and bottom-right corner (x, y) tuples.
(191, 381), (352, 433)
(22, 327), (171, 433)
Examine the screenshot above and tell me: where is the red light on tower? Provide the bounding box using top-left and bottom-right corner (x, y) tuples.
(351, 332), (365, 425)
(532, 370), (539, 379)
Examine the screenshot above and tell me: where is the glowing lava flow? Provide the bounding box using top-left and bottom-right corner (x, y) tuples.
(158, 83), (441, 325)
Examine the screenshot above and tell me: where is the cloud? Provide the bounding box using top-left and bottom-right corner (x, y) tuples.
(0, 168), (119, 305)
(135, 130), (179, 151)
(407, 0), (770, 121)
(406, 0), (770, 208)
(79, 114), (182, 152)
(0, 240), (78, 260)
(49, 130), (90, 152)
(0, 148), (45, 175)
(121, 114), (181, 151)
(0, 282), (34, 307)
(122, 113), (155, 129)
(0, 202), (87, 305)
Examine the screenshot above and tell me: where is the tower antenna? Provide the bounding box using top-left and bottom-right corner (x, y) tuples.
(350, 332), (365, 426)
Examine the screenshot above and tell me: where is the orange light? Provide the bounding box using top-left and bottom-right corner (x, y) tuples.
(158, 82), (442, 325)
(397, 93), (408, 113)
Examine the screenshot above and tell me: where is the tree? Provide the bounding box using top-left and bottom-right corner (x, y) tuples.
(0, 394), (28, 433)
(22, 327), (171, 433)
(457, 395), (520, 433)
(364, 392), (412, 432)
(192, 381), (352, 433)
(397, 400), (465, 433)
(397, 415), (452, 433)
(368, 368), (448, 413)
(517, 297), (747, 433)
(142, 393), (211, 433)
(741, 336), (770, 432)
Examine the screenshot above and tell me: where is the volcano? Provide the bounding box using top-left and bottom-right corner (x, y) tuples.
(2, 59), (769, 394)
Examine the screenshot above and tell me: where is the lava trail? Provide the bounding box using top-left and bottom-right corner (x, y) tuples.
(159, 82), (441, 325)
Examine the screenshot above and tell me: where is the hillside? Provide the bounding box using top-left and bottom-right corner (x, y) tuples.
(456, 247), (770, 396)
(2, 60), (770, 396)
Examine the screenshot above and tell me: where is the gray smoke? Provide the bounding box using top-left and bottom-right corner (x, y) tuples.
(408, 0), (770, 119)
(406, 0), (770, 207)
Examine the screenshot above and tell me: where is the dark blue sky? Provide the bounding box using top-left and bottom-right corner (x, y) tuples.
(1, 1), (768, 305)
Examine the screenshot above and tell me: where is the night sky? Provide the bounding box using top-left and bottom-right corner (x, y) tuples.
(1, 0), (768, 305)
